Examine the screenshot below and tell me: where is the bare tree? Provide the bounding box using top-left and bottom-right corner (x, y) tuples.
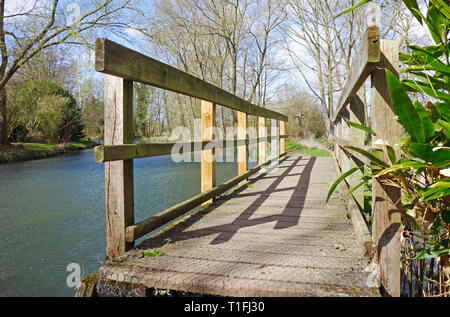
(0, 0), (139, 144)
(139, 0), (287, 136)
(284, 0), (427, 138)
(284, 0), (366, 136)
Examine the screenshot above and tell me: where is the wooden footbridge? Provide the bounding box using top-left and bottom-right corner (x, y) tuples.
(77, 22), (402, 297)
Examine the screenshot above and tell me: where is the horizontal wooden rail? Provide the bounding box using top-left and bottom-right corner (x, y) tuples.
(335, 139), (371, 167)
(95, 38), (288, 122)
(125, 152), (287, 242)
(332, 27), (380, 122)
(333, 136), (372, 152)
(95, 136), (288, 162)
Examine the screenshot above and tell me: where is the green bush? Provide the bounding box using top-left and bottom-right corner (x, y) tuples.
(7, 80), (85, 142)
(36, 95), (72, 141)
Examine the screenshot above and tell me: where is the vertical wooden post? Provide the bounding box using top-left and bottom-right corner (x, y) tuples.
(334, 120), (340, 162)
(371, 39), (401, 297)
(280, 121), (285, 154)
(237, 111), (248, 181)
(271, 119), (279, 159)
(104, 75), (134, 259)
(340, 110), (351, 173)
(349, 88), (366, 209)
(201, 101), (216, 206)
(258, 117), (266, 165)
(339, 111), (354, 214)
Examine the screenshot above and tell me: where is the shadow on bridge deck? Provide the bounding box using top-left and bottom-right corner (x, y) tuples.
(87, 155), (380, 297)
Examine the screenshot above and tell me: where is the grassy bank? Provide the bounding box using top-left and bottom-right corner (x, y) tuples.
(285, 139), (331, 157)
(0, 138), (98, 164)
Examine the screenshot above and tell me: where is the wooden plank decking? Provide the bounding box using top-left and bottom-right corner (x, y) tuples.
(92, 155), (380, 297)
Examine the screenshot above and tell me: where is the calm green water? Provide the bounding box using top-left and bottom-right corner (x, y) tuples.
(0, 148), (244, 296)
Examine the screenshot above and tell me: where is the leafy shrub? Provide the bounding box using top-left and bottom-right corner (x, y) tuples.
(36, 95), (72, 142)
(7, 80), (85, 143)
(330, 0), (450, 295)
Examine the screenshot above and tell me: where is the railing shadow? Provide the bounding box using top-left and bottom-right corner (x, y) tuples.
(138, 155), (318, 248)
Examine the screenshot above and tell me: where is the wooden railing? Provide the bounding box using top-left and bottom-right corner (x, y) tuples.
(331, 23), (402, 297)
(94, 39), (288, 260)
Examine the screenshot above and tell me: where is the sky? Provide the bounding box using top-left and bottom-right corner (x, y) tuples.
(3, 0), (435, 110)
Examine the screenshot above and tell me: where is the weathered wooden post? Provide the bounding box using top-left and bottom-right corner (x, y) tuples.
(340, 110), (351, 174)
(238, 111), (248, 182)
(258, 117), (266, 165)
(349, 88), (366, 209)
(201, 100), (216, 206)
(371, 39), (401, 297)
(334, 120), (340, 162)
(104, 75), (134, 259)
(270, 119), (279, 160)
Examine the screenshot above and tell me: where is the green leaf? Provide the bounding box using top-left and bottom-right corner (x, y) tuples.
(431, 215), (445, 235)
(426, 3), (447, 45)
(430, 0), (450, 19)
(326, 167), (363, 203)
(435, 101), (450, 121)
(386, 145), (397, 165)
(334, 0), (372, 18)
(404, 71), (450, 91)
(404, 142), (450, 163)
(413, 101), (435, 142)
(342, 180), (366, 200)
(375, 161), (428, 177)
(430, 211), (450, 235)
(415, 240), (450, 259)
(403, 190), (424, 205)
(386, 69), (426, 143)
(422, 179), (450, 201)
(344, 146), (389, 167)
(410, 47), (450, 76)
(423, 187), (450, 201)
(403, 0), (422, 23)
(437, 119), (450, 138)
(345, 120), (377, 136)
(430, 178), (450, 187)
(403, 80), (450, 101)
(410, 7), (442, 45)
(144, 249), (164, 257)
(432, 160), (450, 169)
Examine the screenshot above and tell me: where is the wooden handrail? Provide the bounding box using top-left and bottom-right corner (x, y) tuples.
(95, 38), (288, 122)
(332, 21), (402, 296)
(332, 27), (380, 122)
(94, 136), (288, 162)
(96, 39), (287, 263)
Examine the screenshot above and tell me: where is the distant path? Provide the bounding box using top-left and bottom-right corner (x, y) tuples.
(0, 140), (97, 164)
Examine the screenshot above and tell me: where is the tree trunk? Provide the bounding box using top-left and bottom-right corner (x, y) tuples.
(0, 87), (7, 145)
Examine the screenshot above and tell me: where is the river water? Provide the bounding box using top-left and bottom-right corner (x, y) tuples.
(0, 148), (244, 296)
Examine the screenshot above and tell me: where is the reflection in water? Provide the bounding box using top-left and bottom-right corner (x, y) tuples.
(0, 148), (241, 296)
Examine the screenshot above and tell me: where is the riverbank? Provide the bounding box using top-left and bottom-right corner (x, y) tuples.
(0, 138), (98, 164)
